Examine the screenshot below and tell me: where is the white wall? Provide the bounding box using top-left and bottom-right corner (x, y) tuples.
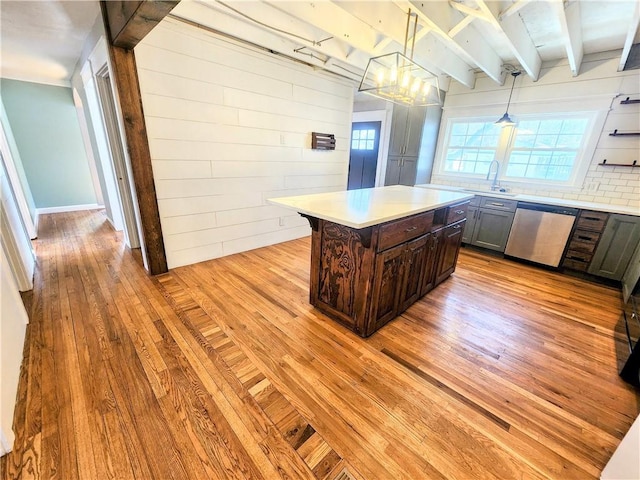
(135, 19), (353, 268)
(0, 245), (29, 455)
(432, 52), (640, 209)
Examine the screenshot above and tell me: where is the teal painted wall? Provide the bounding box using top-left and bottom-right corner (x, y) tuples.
(0, 79), (96, 208)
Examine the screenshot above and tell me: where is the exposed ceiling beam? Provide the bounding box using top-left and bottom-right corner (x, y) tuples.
(103, 0), (180, 49)
(499, 0), (535, 21)
(448, 16), (475, 38)
(448, 1), (490, 22)
(171, 2), (365, 83)
(282, 1), (472, 88)
(475, 0), (542, 81)
(618, 0), (640, 71)
(552, 0), (583, 76)
(401, 0), (502, 85)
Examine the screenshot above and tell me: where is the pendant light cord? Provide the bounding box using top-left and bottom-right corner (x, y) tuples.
(504, 71), (521, 112)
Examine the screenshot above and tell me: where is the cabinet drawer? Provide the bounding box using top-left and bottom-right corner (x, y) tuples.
(568, 229), (601, 253)
(562, 257), (591, 272)
(378, 211), (434, 252)
(576, 210), (609, 232)
(564, 249), (593, 263)
(480, 197), (518, 212)
(445, 202), (469, 225)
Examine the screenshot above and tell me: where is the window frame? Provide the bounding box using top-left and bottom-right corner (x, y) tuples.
(435, 109), (605, 190)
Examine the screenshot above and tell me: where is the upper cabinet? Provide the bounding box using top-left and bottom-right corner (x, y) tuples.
(388, 105), (426, 157)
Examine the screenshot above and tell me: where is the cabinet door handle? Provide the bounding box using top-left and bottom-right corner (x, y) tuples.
(453, 224), (462, 230)
(405, 226), (418, 232)
(577, 235), (592, 240)
(455, 209), (465, 215)
(488, 202), (505, 207)
(584, 216), (600, 221)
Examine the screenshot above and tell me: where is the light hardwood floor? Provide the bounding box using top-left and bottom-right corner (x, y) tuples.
(2, 209), (638, 479)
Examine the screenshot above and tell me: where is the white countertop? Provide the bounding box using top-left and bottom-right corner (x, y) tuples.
(415, 184), (640, 216)
(268, 185), (474, 229)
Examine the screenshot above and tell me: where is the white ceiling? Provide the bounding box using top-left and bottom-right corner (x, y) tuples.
(1, 0), (639, 89)
(0, 0), (99, 86)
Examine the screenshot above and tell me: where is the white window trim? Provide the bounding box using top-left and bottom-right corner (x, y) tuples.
(434, 98), (610, 191)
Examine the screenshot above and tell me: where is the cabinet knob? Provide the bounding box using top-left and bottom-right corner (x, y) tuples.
(453, 224), (461, 230)
(405, 226), (418, 232)
(455, 210), (465, 215)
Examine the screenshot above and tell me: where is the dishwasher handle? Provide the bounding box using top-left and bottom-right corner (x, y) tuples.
(516, 202), (579, 216)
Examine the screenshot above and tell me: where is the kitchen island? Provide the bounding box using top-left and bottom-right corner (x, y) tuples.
(270, 186), (473, 336)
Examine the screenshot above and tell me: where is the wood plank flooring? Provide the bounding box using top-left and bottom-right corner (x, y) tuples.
(1, 209), (638, 479)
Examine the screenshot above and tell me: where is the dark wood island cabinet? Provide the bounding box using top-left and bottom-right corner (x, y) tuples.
(270, 186), (471, 337)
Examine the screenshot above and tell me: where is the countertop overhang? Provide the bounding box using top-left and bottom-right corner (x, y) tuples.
(268, 185), (474, 229)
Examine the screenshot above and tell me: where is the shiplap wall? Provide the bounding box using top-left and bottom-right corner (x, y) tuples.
(432, 52), (640, 210)
(135, 19), (353, 268)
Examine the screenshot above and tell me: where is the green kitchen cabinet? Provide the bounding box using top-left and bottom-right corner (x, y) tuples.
(588, 214), (640, 281)
(385, 105), (426, 186)
(462, 196), (516, 252)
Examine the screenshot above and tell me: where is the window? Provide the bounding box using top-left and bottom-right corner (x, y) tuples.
(351, 129), (376, 150)
(504, 118), (589, 182)
(439, 113), (595, 186)
(444, 122), (501, 174)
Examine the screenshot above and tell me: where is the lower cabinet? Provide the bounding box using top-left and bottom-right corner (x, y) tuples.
(371, 234), (429, 332)
(385, 156), (418, 186)
(435, 220), (466, 285)
(462, 197), (516, 252)
(588, 214), (640, 280)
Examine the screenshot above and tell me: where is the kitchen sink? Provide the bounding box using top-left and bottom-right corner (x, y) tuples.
(461, 188), (518, 197)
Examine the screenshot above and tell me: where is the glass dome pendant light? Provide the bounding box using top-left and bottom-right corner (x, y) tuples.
(495, 70), (522, 127)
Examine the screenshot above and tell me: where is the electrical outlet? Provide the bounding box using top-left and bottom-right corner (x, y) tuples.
(279, 217), (285, 226)
(280, 134), (285, 145)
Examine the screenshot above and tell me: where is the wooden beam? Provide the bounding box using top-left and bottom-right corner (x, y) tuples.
(618, 0), (640, 71)
(331, 1), (475, 88)
(100, 1), (169, 274)
(553, 0), (583, 76)
(475, 0), (542, 81)
(401, 0), (503, 85)
(104, 1), (180, 49)
(499, 0), (535, 20)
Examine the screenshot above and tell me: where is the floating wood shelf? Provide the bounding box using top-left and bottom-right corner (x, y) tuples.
(609, 129), (640, 137)
(598, 159), (637, 167)
(620, 97), (640, 105)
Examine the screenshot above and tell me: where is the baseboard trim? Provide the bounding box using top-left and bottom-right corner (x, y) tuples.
(36, 204), (103, 215)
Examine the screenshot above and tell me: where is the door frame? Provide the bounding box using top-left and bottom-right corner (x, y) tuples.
(0, 109), (36, 239)
(352, 106), (393, 187)
(94, 64), (141, 250)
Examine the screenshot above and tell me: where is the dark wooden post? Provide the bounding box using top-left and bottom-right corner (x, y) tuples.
(99, 1), (179, 275)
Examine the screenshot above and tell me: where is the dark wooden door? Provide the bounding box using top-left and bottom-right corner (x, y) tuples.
(370, 243), (404, 333)
(420, 231), (439, 296)
(348, 121), (381, 190)
(435, 220), (466, 285)
(398, 235), (429, 312)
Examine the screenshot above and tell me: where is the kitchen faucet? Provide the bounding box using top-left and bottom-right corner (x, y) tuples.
(486, 160), (500, 191)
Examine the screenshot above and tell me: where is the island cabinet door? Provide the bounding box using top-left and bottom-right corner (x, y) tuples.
(369, 243), (404, 335)
(398, 235), (429, 313)
(434, 220), (466, 286)
(420, 231), (440, 296)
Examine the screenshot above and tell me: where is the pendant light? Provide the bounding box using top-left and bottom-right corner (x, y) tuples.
(358, 9), (441, 107)
(495, 69), (521, 127)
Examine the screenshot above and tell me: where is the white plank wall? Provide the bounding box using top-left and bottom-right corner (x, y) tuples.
(432, 52), (640, 209)
(135, 19), (353, 268)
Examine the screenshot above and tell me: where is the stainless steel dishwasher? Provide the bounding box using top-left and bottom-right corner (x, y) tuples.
(505, 203), (578, 267)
